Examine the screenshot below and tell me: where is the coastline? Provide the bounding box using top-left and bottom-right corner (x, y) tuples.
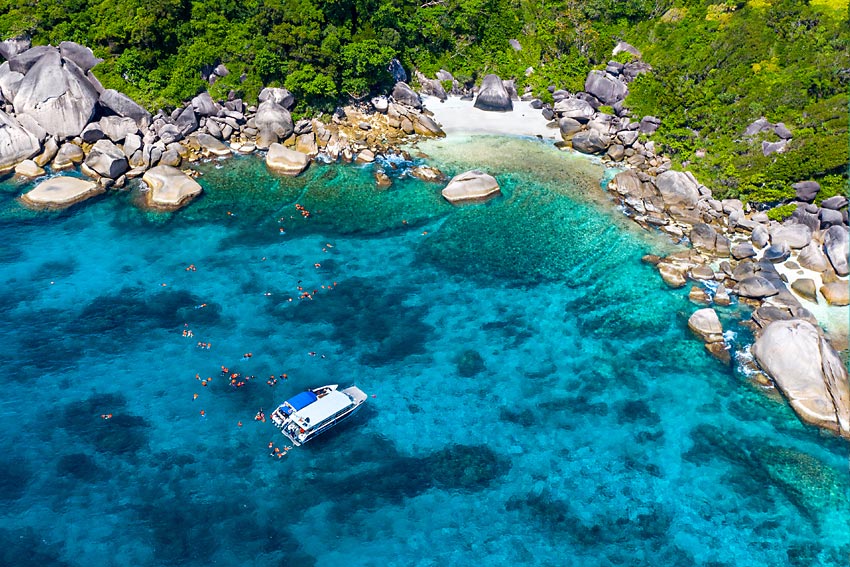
(2, 40), (847, 440)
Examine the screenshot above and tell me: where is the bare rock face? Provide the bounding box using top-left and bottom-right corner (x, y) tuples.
(797, 242), (831, 273)
(0, 109), (40, 172)
(265, 143), (309, 176)
(21, 176), (104, 209)
(194, 132), (231, 156)
(254, 100), (294, 140)
(143, 165), (202, 209)
(688, 308), (724, 343)
(654, 170), (699, 209)
(13, 48), (98, 138)
(571, 128), (610, 155)
(99, 115), (139, 143)
(584, 70), (628, 105)
(753, 319), (850, 439)
(99, 89), (152, 127)
(820, 282), (849, 306)
(52, 142), (85, 170)
(391, 82), (422, 109)
(84, 139), (129, 179)
(770, 223), (812, 249)
(413, 114), (445, 137)
(0, 62), (24, 102)
(473, 74), (512, 112)
(441, 170), (500, 204)
(737, 276), (780, 299)
(554, 98), (595, 122)
(58, 41), (102, 72)
(258, 87), (295, 110)
(0, 36), (31, 62)
(823, 225), (849, 276)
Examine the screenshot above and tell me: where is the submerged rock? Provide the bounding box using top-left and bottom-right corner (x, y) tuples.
(142, 165), (202, 210)
(753, 319), (850, 439)
(21, 176), (104, 209)
(441, 170), (500, 204)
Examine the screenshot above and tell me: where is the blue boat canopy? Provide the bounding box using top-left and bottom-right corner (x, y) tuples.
(281, 391), (318, 414)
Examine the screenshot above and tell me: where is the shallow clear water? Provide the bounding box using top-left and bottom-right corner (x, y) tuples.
(0, 136), (847, 567)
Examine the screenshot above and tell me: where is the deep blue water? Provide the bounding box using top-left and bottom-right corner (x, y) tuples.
(0, 136), (847, 567)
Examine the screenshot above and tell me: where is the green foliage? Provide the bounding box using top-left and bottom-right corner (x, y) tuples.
(767, 204), (798, 222)
(0, 0), (845, 208)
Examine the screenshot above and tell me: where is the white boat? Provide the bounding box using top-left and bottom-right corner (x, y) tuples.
(271, 384), (367, 446)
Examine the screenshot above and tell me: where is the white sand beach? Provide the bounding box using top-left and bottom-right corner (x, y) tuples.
(422, 95), (559, 140)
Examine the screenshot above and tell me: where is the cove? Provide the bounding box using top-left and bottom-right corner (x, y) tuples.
(0, 135), (847, 567)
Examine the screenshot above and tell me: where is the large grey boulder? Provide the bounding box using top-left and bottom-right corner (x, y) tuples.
(258, 87), (295, 110)
(770, 223), (812, 249)
(391, 82), (422, 109)
(654, 170), (699, 208)
(689, 223), (717, 251)
(52, 142), (85, 169)
(254, 100), (293, 139)
(558, 117), (582, 140)
(414, 114), (445, 137)
(792, 180), (819, 203)
(175, 106), (198, 136)
(415, 71), (447, 100)
(0, 62), (24, 102)
(820, 195), (847, 210)
(823, 225), (849, 276)
(797, 241), (830, 272)
(21, 176), (103, 209)
(473, 74), (512, 112)
(753, 319), (850, 438)
(0, 109), (40, 172)
(195, 132), (231, 156)
(751, 224), (769, 248)
(58, 41), (102, 72)
(266, 143), (309, 176)
(639, 115), (660, 135)
(191, 92), (220, 116)
(84, 139), (129, 178)
(688, 308), (724, 343)
(0, 37), (31, 62)
(123, 133), (142, 157)
(762, 241), (791, 263)
(821, 282), (849, 306)
(442, 170), (500, 204)
(554, 98), (595, 122)
(612, 41), (641, 58)
(158, 123), (182, 145)
(571, 128), (610, 155)
(744, 117), (773, 137)
(737, 276), (780, 298)
(143, 165), (203, 209)
(8, 45), (55, 74)
(99, 89), (151, 127)
(584, 70), (627, 105)
(819, 207), (844, 228)
(387, 59), (407, 83)
(99, 115), (138, 143)
(13, 49), (98, 138)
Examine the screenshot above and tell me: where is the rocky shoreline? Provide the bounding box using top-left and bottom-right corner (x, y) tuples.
(1, 38), (847, 440)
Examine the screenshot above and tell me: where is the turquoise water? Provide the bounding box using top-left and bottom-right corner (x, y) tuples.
(0, 136), (847, 567)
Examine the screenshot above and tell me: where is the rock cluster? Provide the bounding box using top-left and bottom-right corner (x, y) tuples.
(537, 44), (850, 440)
(1, 40), (447, 210)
